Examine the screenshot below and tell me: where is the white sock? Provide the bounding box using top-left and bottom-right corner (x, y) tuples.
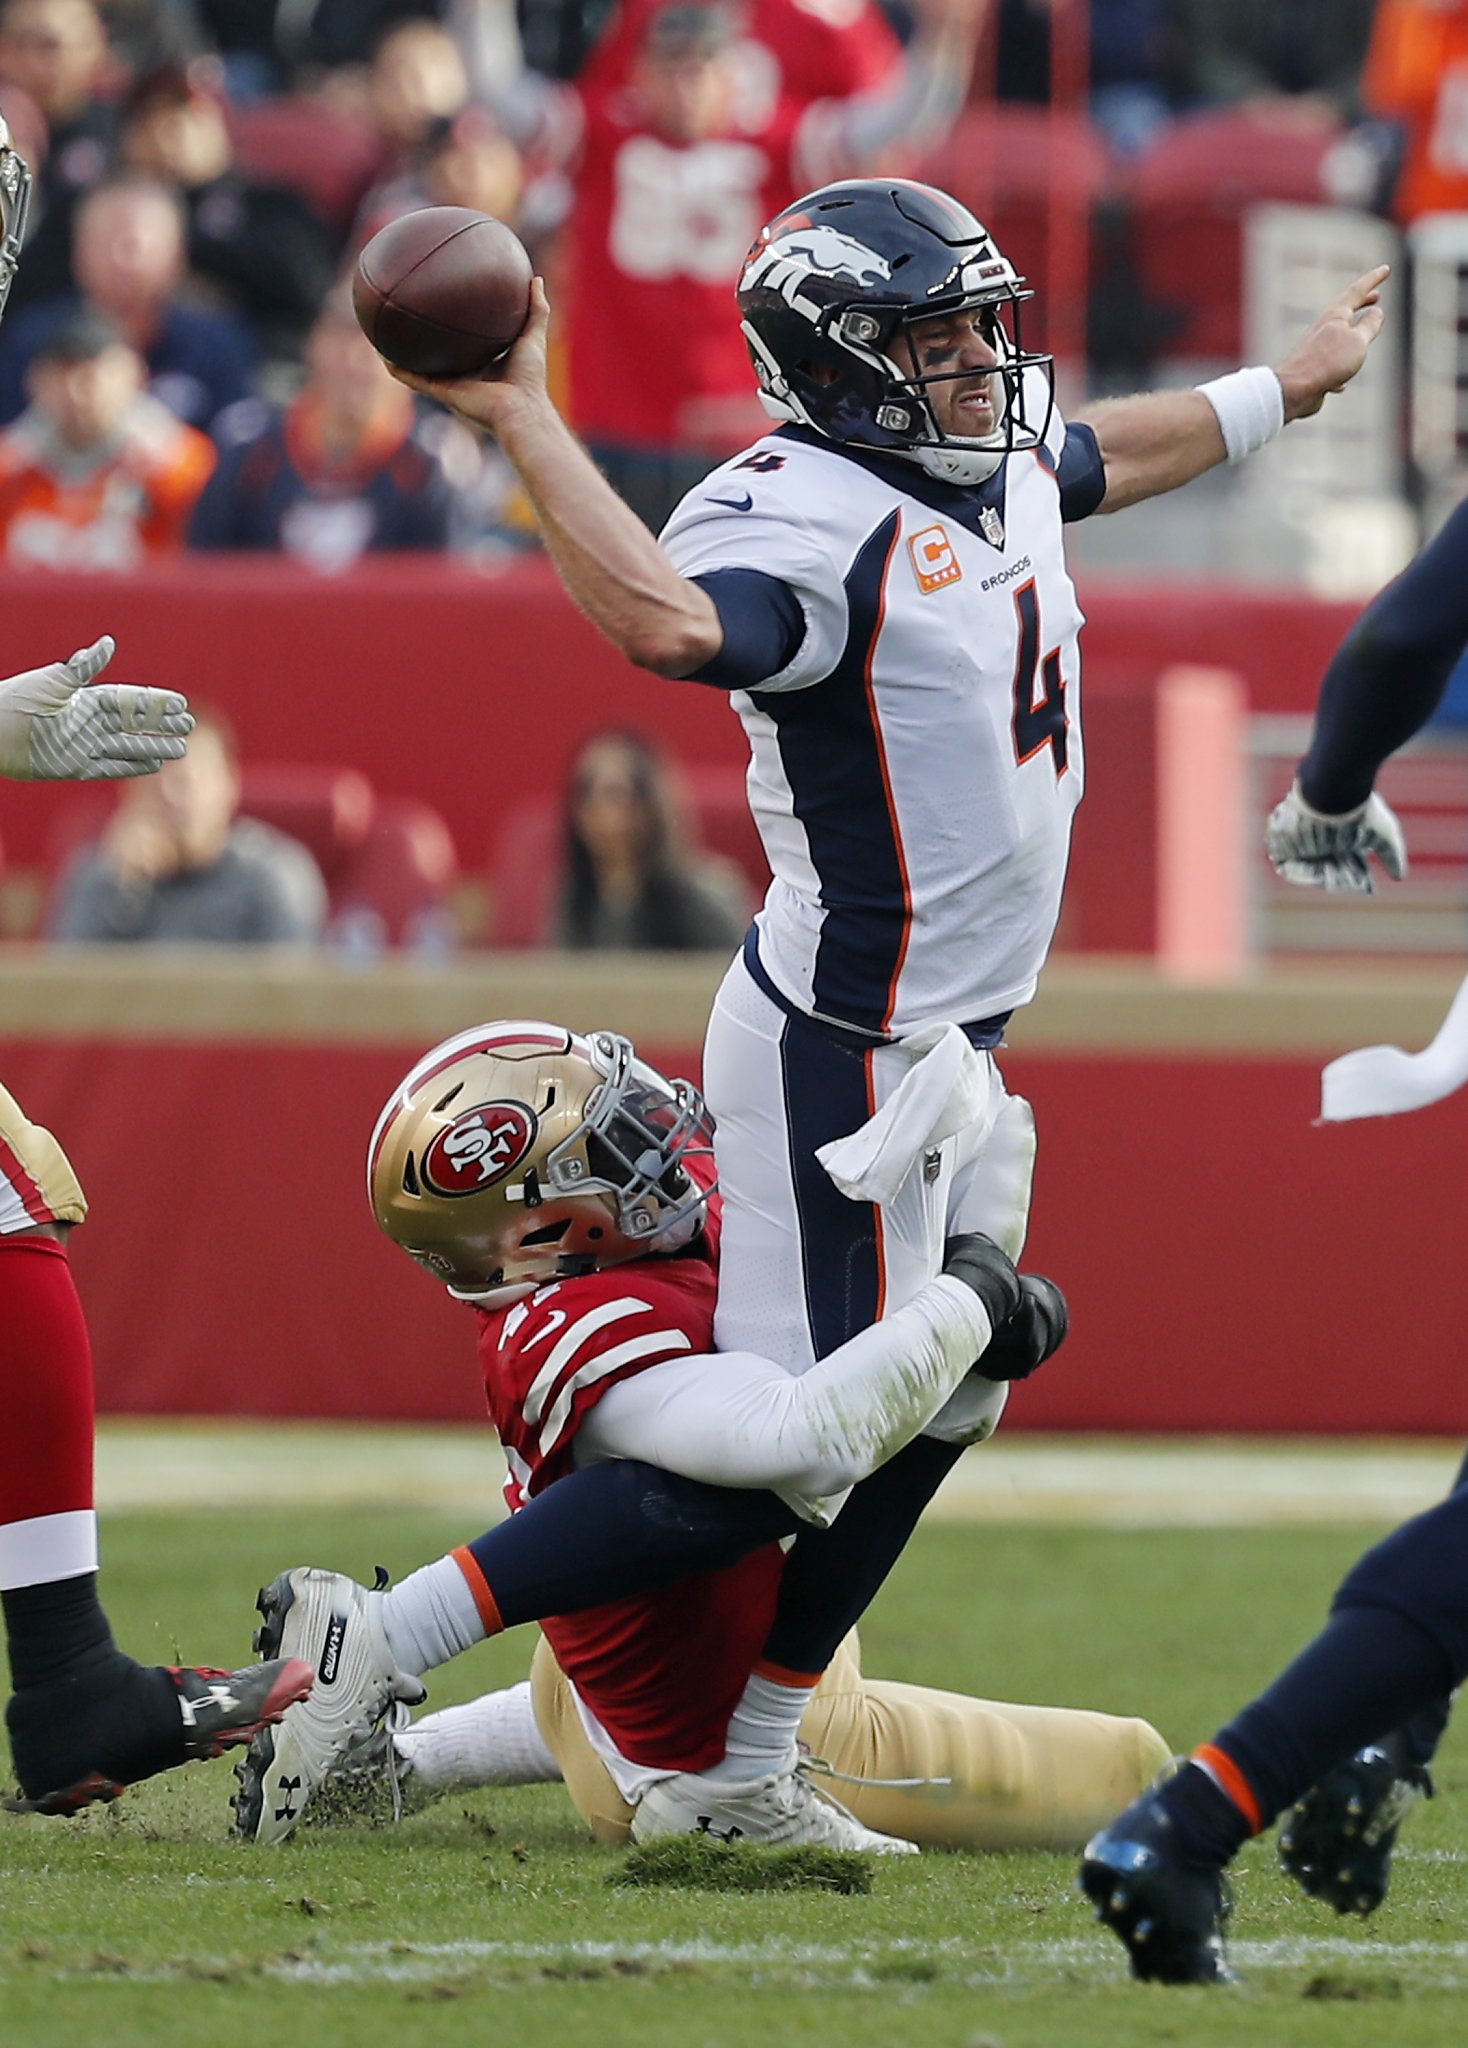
(699, 1671), (814, 1784)
(395, 1682), (559, 1788)
(378, 1555), (486, 1676)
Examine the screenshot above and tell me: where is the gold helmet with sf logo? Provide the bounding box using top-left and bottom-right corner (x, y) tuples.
(368, 1020), (715, 1303)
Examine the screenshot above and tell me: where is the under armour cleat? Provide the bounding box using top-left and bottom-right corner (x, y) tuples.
(5, 1657), (315, 1817)
(231, 1567), (425, 1845)
(296, 1704), (436, 1830)
(631, 1765), (918, 1854)
(1279, 1744), (1433, 1917)
(1080, 1786), (1235, 1985)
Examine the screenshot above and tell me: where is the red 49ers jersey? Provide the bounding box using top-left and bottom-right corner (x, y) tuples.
(474, 1205), (785, 1772)
(565, 84), (802, 451)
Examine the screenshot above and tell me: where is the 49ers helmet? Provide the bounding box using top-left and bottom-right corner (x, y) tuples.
(738, 178), (1053, 485)
(368, 1020), (715, 1303)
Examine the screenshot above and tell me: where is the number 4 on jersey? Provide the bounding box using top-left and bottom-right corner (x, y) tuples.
(1010, 579), (1069, 775)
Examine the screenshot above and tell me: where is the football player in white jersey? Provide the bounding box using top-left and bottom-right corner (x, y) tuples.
(394, 175), (1387, 1839)
(0, 108), (314, 1816)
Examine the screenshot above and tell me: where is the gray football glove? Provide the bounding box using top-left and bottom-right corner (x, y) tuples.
(1265, 779), (1407, 894)
(0, 638), (193, 782)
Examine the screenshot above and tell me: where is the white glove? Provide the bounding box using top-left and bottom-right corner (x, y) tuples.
(1264, 779), (1407, 894)
(0, 637), (194, 782)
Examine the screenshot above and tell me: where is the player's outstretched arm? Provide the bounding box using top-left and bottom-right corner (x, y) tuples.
(0, 638), (194, 781)
(1265, 494), (1468, 890)
(390, 280), (723, 678)
(1077, 266), (1389, 514)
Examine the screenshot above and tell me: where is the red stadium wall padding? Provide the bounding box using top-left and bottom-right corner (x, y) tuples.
(2, 1032), (1464, 1436)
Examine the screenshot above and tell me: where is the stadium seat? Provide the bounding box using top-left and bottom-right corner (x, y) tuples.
(226, 95), (383, 236)
(924, 105), (1114, 356)
(327, 796), (461, 954)
(1123, 109), (1339, 360)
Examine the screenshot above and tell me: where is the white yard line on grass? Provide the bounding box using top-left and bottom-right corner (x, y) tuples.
(94, 1422), (1464, 1528)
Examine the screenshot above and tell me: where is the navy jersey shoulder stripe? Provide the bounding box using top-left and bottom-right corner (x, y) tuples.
(762, 509), (909, 1034)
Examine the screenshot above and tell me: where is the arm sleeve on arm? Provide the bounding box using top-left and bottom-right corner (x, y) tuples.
(662, 489), (849, 694)
(1056, 422), (1107, 523)
(576, 1274), (992, 1519)
(1299, 498), (1468, 813)
(687, 568), (807, 690)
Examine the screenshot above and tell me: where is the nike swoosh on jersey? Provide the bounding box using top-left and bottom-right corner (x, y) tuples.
(707, 491), (754, 512)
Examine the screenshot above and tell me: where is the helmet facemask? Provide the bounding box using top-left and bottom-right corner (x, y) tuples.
(369, 1022), (716, 1305)
(0, 111), (32, 328)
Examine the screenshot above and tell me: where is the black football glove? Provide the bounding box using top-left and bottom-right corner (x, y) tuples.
(942, 1232), (1021, 1329)
(982, 1274), (1069, 1382)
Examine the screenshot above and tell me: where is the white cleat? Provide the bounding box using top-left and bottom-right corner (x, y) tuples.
(631, 1766), (919, 1855)
(231, 1567), (425, 1844)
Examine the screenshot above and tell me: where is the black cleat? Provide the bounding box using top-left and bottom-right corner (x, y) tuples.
(1279, 1744), (1432, 1917)
(5, 1658), (314, 1817)
(1080, 1785), (1235, 1985)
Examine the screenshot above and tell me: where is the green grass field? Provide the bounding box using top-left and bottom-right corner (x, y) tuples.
(3, 1495), (1467, 2047)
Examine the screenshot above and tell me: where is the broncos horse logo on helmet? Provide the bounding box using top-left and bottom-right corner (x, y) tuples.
(368, 1020), (716, 1304)
(738, 178), (1054, 487)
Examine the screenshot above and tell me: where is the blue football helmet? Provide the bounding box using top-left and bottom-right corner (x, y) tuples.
(738, 178), (1053, 485)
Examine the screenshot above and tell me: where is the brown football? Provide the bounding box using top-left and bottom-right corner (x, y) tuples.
(353, 207), (533, 378)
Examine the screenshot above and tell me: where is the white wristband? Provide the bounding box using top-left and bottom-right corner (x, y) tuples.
(1195, 365), (1285, 463)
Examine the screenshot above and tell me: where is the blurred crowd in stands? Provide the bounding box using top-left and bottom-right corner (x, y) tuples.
(0, 0), (1455, 566)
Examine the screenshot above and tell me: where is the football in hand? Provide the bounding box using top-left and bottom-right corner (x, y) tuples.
(353, 206), (533, 379)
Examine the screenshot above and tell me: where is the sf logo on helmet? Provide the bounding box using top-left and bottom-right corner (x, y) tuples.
(423, 1102), (538, 1197)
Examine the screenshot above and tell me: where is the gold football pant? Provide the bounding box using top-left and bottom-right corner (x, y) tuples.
(0, 1079), (87, 1235)
(530, 1628), (1169, 1850)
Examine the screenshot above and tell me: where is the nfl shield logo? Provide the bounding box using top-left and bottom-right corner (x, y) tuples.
(979, 506), (1004, 549)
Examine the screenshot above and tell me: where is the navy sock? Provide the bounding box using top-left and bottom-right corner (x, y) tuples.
(1210, 1602), (1455, 1832)
(763, 1436), (963, 1674)
(463, 1460), (799, 1628)
(1154, 1760), (1255, 1865)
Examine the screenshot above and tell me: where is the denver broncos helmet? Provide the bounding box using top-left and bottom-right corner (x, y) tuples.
(368, 1020), (715, 1303)
(738, 178), (1053, 485)
(0, 108), (30, 325)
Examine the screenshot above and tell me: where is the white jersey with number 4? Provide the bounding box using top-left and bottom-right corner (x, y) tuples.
(662, 378), (1093, 1037)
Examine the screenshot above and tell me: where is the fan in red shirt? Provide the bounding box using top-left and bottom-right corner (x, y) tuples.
(464, 0), (983, 528)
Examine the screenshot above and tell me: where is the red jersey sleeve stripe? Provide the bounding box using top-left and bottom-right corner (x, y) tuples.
(521, 1298), (657, 1429)
(537, 1328), (694, 1463)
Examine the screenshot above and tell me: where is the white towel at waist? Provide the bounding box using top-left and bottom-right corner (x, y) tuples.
(816, 1022), (999, 1206)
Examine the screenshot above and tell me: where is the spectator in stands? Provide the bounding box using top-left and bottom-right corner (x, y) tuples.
(1358, 0), (1468, 225)
(0, 305), (213, 565)
(559, 0), (899, 105)
(470, 0), (984, 530)
(0, 0), (119, 307)
(195, 0), (443, 97)
(366, 16), (473, 171)
(48, 707), (328, 944)
(353, 102), (523, 254)
(98, 0), (199, 73)
(187, 289), (474, 567)
(554, 729), (748, 952)
(119, 62), (337, 360)
(1169, 0), (1376, 125)
(0, 174), (259, 428)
